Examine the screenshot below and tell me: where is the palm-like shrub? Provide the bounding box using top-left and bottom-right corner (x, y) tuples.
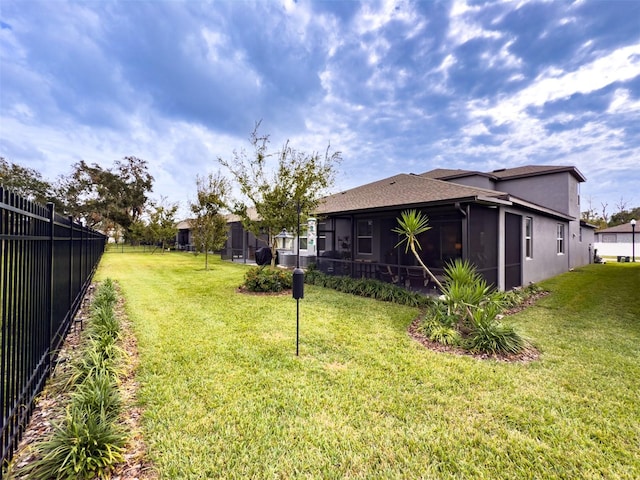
(425, 259), (526, 355)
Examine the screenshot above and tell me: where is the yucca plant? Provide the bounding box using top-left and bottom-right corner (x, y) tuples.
(392, 210), (444, 290)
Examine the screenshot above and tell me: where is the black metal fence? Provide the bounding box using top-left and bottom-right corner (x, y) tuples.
(1, 187), (106, 465)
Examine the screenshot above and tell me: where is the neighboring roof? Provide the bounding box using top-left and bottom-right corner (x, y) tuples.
(225, 207), (260, 223)
(595, 222), (638, 234)
(419, 168), (478, 179)
(421, 165), (586, 183)
(489, 165), (586, 182)
(316, 173), (511, 215)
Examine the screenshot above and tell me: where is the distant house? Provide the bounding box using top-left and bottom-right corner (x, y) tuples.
(176, 219), (194, 250)
(313, 165), (595, 291)
(222, 209), (269, 262)
(594, 222), (639, 259)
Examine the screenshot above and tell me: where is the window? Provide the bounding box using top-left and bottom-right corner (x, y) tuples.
(357, 219), (373, 254)
(525, 217), (533, 258)
(317, 222), (327, 251)
(579, 227), (582, 242)
(602, 234), (617, 243)
(556, 224), (565, 254)
(298, 226), (308, 250)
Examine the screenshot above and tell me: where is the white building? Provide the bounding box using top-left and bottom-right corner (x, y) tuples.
(594, 221), (638, 260)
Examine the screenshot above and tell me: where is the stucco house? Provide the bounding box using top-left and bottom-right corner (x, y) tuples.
(176, 209), (269, 259)
(312, 165), (595, 291)
(593, 222), (638, 260)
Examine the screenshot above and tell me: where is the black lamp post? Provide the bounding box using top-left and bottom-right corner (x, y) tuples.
(631, 219), (636, 263)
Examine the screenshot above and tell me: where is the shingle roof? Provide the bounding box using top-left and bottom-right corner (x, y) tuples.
(419, 168), (477, 179)
(316, 174), (509, 214)
(225, 207), (260, 223)
(596, 222), (638, 234)
(421, 165), (586, 182)
(489, 165), (586, 182)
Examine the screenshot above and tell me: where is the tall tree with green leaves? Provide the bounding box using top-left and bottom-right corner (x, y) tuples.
(392, 209), (444, 290)
(219, 122), (341, 267)
(189, 172), (230, 270)
(147, 199), (179, 253)
(58, 156), (154, 235)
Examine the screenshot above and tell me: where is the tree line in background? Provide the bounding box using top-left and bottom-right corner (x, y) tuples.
(1, 123), (342, 268)
(0, 155), (178, 251)
(580, 196), (640, 229)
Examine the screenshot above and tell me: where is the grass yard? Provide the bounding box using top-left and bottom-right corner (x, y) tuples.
(96, 252), (640, 479)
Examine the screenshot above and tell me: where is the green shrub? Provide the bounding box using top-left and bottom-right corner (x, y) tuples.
(71, 372), (122, 422)
(420, 320), (461, 346)
(89, 305), (121, 341)
(68, 346), (122, 387)
(243, 266), (293, 292)
(24, 406), (126, 480)
(92, 280), (118, 308)
(303, 270), (433, 308)
(465, 320), (526, 355)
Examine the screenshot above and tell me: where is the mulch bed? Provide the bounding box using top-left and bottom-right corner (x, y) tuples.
(7, 283), (157, 480)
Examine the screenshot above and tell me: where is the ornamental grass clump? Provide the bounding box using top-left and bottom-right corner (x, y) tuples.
(25, 406), (126, 480)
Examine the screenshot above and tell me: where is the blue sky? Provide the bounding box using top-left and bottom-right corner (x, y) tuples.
(1, 0), (639, 218)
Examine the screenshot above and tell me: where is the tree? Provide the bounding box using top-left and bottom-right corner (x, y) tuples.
(392, 210), (444, 290)
(0, 157), (53, 204)
(147, 199), (179, 252)
(609, 206), (640, 227)
(219, 122), (341, 267)
(58, 156), (154, 235)
(189, 172), (230, 270)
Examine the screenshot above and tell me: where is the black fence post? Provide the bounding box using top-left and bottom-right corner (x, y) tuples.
(46, 202), (55, 373)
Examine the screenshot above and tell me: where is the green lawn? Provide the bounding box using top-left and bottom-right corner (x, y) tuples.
(96, 252), (640, 479)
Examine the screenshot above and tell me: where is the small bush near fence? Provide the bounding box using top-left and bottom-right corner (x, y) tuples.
(16, 279), (128, 480)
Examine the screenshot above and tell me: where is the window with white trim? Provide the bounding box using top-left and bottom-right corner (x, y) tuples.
(525, 217), (533, 258)
(556, 224), (565, 254)
(357, 219), (373, 255)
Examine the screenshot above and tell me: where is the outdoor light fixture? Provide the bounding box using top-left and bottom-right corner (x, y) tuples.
(631, 219), (636, 263)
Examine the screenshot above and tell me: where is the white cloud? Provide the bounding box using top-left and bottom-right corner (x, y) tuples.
(448, 0), (502, 46)
(608, 88), (640, 115)
(471, 43), (640, 125)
